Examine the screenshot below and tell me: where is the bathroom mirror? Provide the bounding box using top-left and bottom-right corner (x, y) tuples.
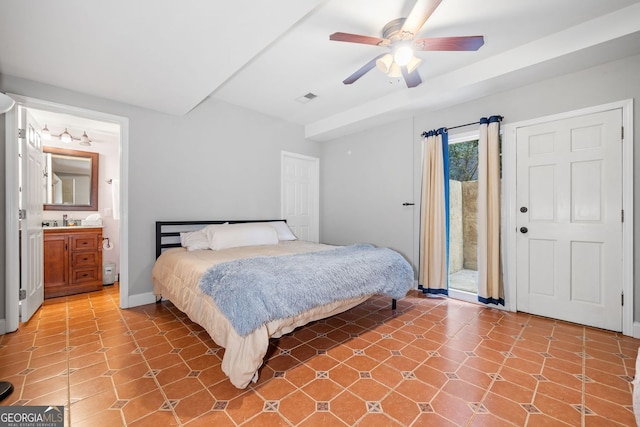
(43, 146), (99, 211)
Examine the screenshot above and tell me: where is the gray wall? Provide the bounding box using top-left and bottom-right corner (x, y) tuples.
(320, 53), (640, 319)
(0, 75), (319, 320)
(320, 118), (416, 266)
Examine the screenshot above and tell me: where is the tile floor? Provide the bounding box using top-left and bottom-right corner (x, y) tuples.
(0, 284), (638, 426)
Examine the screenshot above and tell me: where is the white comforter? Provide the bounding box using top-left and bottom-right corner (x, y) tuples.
(151, 241), (370, 388)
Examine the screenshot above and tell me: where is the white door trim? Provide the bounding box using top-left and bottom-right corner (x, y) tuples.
(503, 99), (634, 336)
(4, 94), (130, 333)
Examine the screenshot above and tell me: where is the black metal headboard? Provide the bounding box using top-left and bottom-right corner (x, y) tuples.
(155, 219), (286, 258)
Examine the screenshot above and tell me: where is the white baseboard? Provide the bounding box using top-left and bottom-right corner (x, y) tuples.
(0, 318), (5, 335)
(126, 292), (157, 308)
(632, 321), (640, 339)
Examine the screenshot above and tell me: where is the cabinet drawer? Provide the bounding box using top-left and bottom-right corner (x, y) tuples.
(71, 251), (99, 268)
(70, 234), (100, 251)
(71, 267), (100, 284)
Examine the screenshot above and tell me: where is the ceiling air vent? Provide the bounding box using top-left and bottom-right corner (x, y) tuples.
(295, 92), (318, 104)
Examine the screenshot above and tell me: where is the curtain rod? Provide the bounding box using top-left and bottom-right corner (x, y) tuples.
(421, 115), (503, 137)
(447, 121), (481, 131)
(447, 115), (503, 131)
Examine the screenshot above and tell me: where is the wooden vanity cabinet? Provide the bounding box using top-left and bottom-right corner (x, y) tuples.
(44, 227), (103, 298)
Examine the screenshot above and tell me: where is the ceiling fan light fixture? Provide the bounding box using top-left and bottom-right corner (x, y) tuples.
(375, 53), (393, 74)
(60, 128), (72, 143)
(387, 63), (402, 78)
(393, 44), (414, 66)
(406, 56), (422, 74)
(41, 124), (51, 140)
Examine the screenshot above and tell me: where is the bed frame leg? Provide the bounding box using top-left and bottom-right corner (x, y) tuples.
(391, 299), (397, 310)
(155, 296), (162, 304)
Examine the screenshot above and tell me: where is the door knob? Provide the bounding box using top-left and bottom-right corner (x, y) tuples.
(520, 227), (528, 234)
(520, 206), (528, 213)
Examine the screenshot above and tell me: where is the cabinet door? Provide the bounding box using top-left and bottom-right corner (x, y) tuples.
(44, 235), (68, 287)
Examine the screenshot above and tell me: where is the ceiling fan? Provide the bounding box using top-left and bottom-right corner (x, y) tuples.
(329, 0), (484, 88)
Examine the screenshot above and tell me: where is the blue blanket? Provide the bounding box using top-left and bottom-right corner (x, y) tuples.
(198, 244), (414, 336)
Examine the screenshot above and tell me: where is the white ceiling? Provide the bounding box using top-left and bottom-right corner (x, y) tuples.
(2, 0), (640, 141)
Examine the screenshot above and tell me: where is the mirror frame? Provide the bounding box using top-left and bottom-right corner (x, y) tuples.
(43, 146), (99, 211)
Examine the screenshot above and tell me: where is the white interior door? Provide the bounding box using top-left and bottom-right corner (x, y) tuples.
(516, 109), (622, 331)
(281, 151), (319, 242)
(20, 108), (45, 322)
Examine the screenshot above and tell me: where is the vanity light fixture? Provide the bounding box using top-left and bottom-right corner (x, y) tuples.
(41, 124), (52, 140)
(60, 128), (72, 143)
(79, 131), (91, 146)
(43, 126), (93, 146)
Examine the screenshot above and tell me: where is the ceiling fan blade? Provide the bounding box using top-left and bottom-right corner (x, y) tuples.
(330, 32), (388, 46)
(401, 66), (422, 88)
(400, 0), (443, 39)
(414, 36), (485, 51)
(343, 54), (386, 85)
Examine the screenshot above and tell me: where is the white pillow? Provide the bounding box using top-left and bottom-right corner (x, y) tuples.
(257, 221), (297, 241)
(180, 223), (228, 251)
(180, 230), (209, 251)
(209, 223), (278, 250)
(203, 223), (229, 243)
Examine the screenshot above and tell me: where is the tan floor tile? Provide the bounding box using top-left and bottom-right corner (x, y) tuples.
(302, 378), (344, 401)
(532, 393), (582, 426)
(357, 412), (407, 426)
(346, 378), (389, 401)
(114, 377), (159, 400)
(225, 391), (265, 425)
(253, 376), (296, 401)
(127, 409), (181, 426)
(297, 411), (349, 427)
(182, 410), (235, 426)
(430, 391), (475, 425)
(21, 375), (68, 400)
(1, 284), (637, 427)
(279, 390), (316, 425)
(331, 390), (367, 425)
(328, 363), (360, 388)
(162, 377), (205, 400)
(481, 391), (530, 426)
(174, 389), (216, 424)
(70, 389), (118, 424)
(70, 376), (114, 400)
(121, 389), (167, 425)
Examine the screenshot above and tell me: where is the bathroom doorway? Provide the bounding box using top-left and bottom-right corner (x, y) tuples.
(5, 94), (129, 331)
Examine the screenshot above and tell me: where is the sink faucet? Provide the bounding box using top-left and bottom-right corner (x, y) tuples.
(62, 214), (68, 226)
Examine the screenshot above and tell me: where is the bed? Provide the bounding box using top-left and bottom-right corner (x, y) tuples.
(152, 220), (414, 388)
